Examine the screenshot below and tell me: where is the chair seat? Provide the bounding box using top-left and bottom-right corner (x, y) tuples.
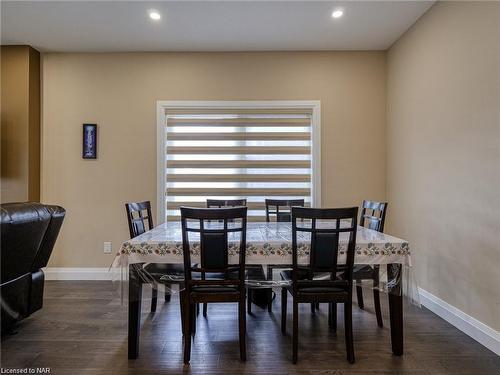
(144, 263), (184, 274)
(191, 285), (239, 294)
(280, 269), (348, 294)
(279, 268), (312, 281)
(143, 263), (185, 283)
(203, 272), (228, 279)
(280, 269), (341, 282)
(298, 286), (346, 293)
(193, 267), (241, 281)
(190, 269), (242, 294)
(335, 264), (376, 279)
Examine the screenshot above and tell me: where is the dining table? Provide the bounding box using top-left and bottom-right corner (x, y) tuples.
(111, 221), (415, 359)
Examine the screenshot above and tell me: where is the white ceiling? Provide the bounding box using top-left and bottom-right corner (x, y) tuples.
(1, 1), (434, 52)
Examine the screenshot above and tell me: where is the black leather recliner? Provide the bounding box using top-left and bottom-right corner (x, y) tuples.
(1, 202), (65, 333)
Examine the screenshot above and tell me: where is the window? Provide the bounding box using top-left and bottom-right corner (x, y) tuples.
(157, 102), (321, 222)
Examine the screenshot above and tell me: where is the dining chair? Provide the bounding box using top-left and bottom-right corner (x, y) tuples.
(250, 199), (305, 314)
(201, 198), (247, 317)
(125, 201), (184, 314)
(206, 198), (247, 209)
(265, 198), (305, 223)
(280, 207), (358, 364)
(352, 200), (388, 327)
(181, 206), (247, 364)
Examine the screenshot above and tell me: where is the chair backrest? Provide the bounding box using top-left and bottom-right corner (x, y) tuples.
(360, 200), (387, 232)
(125, 201), (154, 239)
(181, 206), (247, 289)
(206, 199), (247, 223)
(291, 207), (358, 290)
(206, 199), (247, 208)
(265, 198), (305, 222)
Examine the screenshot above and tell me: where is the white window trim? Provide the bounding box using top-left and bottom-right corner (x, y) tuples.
(156, 100), (321, 224)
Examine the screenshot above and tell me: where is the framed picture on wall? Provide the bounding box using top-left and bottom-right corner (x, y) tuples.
(82, 124), (97, 159)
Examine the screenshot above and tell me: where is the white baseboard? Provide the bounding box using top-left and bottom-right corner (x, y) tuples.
(43, 267), (115, 281)
(418, 287), (500, 356)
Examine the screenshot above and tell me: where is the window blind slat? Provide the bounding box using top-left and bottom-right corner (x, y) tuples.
(168, 174), (310, 182)
(167, 160), (311, 168)
(165, 108), (312, 116)
(167, 147), (311, 154)
(168, 132), (310, 141)
(166, 188), (310, 196)
(167, 119), (310, 126)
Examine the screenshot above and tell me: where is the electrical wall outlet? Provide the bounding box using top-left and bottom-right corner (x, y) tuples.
(103, 242), (112, 254)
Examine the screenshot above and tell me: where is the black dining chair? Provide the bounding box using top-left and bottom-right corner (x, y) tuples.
(125, 201), (184, 314)
(181, 206), (248, 364)
(200, 199), (248, 316)
(280, 207), (358, 364)
(265, 198), (305, 223)
(207, 199), (247, 209)
(352, 200), (388, 327)
(250, 199), (305, 314)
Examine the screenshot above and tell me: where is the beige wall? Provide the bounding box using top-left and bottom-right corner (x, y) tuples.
(41, 51), (386, 267)
(387, 2), (500, 330)
(1, 45), (41, 202)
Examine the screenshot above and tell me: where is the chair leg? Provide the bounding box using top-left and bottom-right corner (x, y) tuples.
(316, 302), (320, 309)
(203, 303), (208, 317)
(328, 302), (337, 332)
(281, 288), (287, 334)
(247, 289), (252, 314)
(373, 288), (383, 327)
(180, 290), (186, 335)
(356, 281), (364, 310)
(164, 284), (171, 302)
(373, 268), (383, 328)
(292, 300), (298, 364)
(267, 289), (273, 313)
(344, 301), (355, 364)
(239, 296), (247, 361)
(190, 303), (196, 336)
(310, 303), (315, 313)
(183, 298), (192, 364)
(196, 303), (200, 316)
(151, 285), (158, 313)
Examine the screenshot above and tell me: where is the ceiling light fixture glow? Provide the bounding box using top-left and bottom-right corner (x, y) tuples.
(332, 9), (344, 19)
(149, 10), (161, 21)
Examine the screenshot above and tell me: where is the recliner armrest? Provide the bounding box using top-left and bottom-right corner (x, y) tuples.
(31, 205), (66, 271)
(1, 203), (51, 283)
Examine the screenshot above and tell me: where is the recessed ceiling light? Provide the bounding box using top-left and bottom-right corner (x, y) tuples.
(149, 10), (161, 21)
(332, 9), (344, 19)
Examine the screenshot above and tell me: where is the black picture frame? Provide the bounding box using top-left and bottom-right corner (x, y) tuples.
(82, 124), (97, 159)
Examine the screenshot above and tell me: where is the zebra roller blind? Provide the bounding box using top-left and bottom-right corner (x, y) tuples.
(165, 108), (312, 221)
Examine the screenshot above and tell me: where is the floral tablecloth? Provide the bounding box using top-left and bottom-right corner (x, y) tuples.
(112, 221), (419, 305)
(112, 221), (411, 267)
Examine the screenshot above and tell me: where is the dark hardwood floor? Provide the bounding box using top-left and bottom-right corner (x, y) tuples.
(1, 281), (498, 374)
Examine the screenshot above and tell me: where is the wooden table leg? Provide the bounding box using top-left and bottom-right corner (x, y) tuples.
(387, 263), (403, 356)
(267, 265), (274, 312)
(128, 264), (143, 359)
